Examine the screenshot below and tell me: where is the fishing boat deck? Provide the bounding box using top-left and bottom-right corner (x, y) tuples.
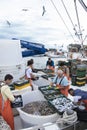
(14, 115), (87, 130)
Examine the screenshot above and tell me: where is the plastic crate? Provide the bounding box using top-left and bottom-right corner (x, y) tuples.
(71, 75), (77, 86)
(41, 75), (48, 80)
(42, 69), (54, 74)
(9, 84), (15, 90)
(48, 94), (74, 115)
(11, 95), (23, 108)
(14, 80), (29, 87)
(39, 86), (60, 96)
(44, 91), (61, 100)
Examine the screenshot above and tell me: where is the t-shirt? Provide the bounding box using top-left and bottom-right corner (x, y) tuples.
(25, 67), (32, 79)
(73, 96), (81, 102)
(46, 60), (54, 67)
(1, 83), (15, 102)
(74, 89), (87, 100)
(52, 75), (69, 87)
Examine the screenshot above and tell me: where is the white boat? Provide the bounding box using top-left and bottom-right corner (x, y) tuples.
(45, 51), (66, 58)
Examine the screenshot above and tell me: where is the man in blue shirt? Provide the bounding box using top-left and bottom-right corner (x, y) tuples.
(46, 58), (54, 70)
(68, 88), (87, 108)
(68, 88), (87, 100)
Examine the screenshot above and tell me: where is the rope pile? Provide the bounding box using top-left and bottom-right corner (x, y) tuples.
(56, 109), (78, 125)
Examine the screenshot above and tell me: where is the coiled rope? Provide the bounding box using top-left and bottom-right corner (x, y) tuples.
(56, 109), (78, 125)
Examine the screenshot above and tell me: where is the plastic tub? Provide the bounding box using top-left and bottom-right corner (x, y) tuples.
(17, 90), (59, 126)
(12, 86), (32, 95)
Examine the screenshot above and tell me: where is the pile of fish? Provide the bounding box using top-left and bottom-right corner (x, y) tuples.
(21, 101), (55, 115)
(50, 95), (74, 113)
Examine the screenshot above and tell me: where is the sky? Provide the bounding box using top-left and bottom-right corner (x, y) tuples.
(0, 0), (87, 49)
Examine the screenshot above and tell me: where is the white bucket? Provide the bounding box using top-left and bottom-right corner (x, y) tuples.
(17, 90), (59, 126)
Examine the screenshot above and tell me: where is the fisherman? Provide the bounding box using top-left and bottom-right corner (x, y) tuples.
(68, 88), (87, 109)
(46, 58), (55, 70)
(0, 74), (15, 130)
(50, 69), (69, 97)
(59, 65), (70, 81)
(25, 60), (37, 90)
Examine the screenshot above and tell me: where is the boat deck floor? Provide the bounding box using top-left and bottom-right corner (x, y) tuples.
(14, 116), (23, 130)
(14, 115), (87, 130)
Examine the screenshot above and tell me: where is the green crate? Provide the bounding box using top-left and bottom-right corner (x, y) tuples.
(42, 69), (54, 74)
(44, 90), (61, 100)
(71, 75), (77, 86)
(39, 85), (60, 95)
(48, 94), (74, 115)
(14, 80), (29, 87)
(76, 74), (86, 77)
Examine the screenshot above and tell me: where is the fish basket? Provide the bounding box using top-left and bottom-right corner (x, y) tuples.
(76, 70), (86, 78)
(48, 94), (74, 115)
(41, 74), (55, 80)
(14, 80), (29, 87)
(42, 69), (54, 74)
(41, 75), (49, 80)
(39, 85), (61, 96)
(71, 75), (77, 86)
(77, 64), (87, 70)
(44, 91), (61, 100)
(11, 95), (23, 108)
(76, 76), (86, 86)
(9, 84), (15, 90)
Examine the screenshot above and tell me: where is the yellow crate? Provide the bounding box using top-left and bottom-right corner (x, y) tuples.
(15, 83), (31, 90)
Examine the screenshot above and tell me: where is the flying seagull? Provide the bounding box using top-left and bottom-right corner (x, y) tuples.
(6, 20), (11, 27)
(42, 6), (46, 16)
(22, 9), (28, 11)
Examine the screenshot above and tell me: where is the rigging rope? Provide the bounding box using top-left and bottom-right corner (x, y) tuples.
(61, 0), (81, 41)
(74, 0), (83, 45)
(78, 0), (87, 12)
(49, 0), (75, 41)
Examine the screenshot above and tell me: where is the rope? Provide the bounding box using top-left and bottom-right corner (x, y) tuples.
(74, 0), (83, 43)
(78, 0), (87, 12)
(56, 110), (78, 125)
(74, 0), (85, 57)
(60, 0), (81, 41)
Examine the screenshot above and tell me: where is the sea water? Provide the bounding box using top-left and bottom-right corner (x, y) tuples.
(22, 56), (66, 69)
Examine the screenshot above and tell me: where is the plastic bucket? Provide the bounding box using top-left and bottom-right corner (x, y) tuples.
(17, 90), (59, 126)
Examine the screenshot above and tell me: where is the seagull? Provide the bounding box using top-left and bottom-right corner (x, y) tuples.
(6, 20), (11, 27)
(42, 6), (46, 16)
(22, 9), (28, 11)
